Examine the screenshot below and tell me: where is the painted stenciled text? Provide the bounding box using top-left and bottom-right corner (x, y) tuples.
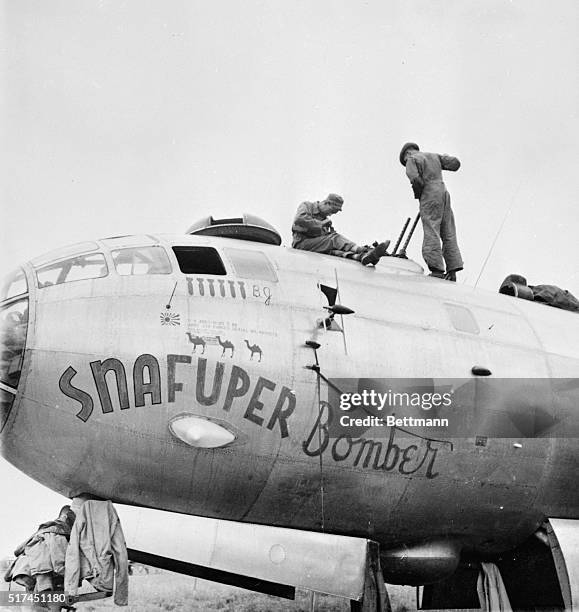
(58, 355), (295, 438)
(303, 401), (444, 479)
(186, 277), (272, 305)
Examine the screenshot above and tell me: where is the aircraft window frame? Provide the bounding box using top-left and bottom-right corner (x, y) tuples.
(0, 297), (29, 390)
(172, 246), (227, 276)
(0, 388), (16, 433)
(444, 303), (480, 334)
(35, 253), (109, 289)
(223, 248), (278, 283)
(30, 241), (100, 268)
(101, 235), (159, 249)
(111, 246), (172, 276)
(1, 269), (28, 301)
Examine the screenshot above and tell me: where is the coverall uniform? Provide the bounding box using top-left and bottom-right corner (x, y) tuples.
(405, 151), (464, 275)
(499, 275), (579, 313)
(530, 285), (579, 312)
(292, 201), (360, 258)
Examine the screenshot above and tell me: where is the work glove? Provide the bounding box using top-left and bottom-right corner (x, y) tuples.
(411, 178), (424, 199)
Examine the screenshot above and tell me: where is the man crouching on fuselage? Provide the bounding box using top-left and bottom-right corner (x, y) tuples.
(292, 193), (389, 266)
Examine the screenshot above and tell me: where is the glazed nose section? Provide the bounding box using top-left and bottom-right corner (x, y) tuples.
(0, 269), (30, 431)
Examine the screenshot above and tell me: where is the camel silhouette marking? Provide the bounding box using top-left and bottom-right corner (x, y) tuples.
(185, 332), (206, 354)
(216, 335), (235, 358)
(244, 339), (262, 362)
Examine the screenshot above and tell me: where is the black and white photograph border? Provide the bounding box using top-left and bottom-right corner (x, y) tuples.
(1, 1), (578, 611)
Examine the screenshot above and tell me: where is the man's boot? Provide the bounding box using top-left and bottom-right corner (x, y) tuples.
(361, 241), (390, 266)
(429, 270), (445, 279)
(444, 268), (462, 282)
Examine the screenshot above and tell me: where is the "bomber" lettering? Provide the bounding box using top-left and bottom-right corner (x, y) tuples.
(302, 401), (443, 479)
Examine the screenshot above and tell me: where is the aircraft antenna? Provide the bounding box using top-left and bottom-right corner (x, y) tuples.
(165, 281), (178, 309)
(474, 180), (521, 288)
(305, 341), (326, 531)
(392, 217), (411, 256)
(334, 269), (349, 355)
(316, 374), (326, 533)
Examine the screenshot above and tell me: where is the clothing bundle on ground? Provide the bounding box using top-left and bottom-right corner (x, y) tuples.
(4, 500), (129, 606)
(4, 509), (74, 591)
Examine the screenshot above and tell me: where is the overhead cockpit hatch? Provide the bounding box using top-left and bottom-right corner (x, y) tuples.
(186, 214), (282, 246)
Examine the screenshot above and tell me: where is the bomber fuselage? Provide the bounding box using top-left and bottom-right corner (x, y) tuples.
(1, 234), (578, 557)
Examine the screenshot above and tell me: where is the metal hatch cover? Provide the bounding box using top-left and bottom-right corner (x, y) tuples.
(186, 214), (282, 246)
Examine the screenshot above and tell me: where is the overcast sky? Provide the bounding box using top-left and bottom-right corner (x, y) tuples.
(1, 0), (578, 554)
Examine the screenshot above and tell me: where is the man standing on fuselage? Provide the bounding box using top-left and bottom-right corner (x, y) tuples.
(400, 143), (464, 281)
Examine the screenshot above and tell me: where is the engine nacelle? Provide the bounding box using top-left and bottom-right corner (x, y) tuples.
(380, 539), (461, 585)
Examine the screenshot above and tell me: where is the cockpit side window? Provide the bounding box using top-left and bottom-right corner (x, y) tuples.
(112, 246), (172, 276)
(172, 247), (226, 275)
(224, 248), (278, 282)
(36, 253), (108, 288)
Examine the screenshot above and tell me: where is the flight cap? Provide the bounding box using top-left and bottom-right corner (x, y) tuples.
(325, 193), (344, 210)
(399, 142), (420, 166)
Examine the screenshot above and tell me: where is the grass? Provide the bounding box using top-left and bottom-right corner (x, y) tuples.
(73, 573), (417, 612)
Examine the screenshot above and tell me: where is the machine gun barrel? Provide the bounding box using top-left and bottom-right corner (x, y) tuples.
(397, 213), (420, 258)
(392, 217), (411, 255)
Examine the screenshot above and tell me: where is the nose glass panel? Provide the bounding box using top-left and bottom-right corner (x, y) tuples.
(0, 298), (29, 389)
(0, 388), (15, 432)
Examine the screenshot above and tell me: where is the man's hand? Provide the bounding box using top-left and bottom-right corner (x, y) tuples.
(321, 219), (334, 232)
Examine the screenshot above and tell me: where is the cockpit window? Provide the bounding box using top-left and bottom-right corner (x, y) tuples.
(224, 248), (278, 282)
(101, 235), (159, 248)
(30, 241), (99, 268)
(36, 253), (108, 288)
(1, 269), (28, 301)
(112, 246), (172, 276)
(0, 298), (29, 388)
(172, 247), (226, 275)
